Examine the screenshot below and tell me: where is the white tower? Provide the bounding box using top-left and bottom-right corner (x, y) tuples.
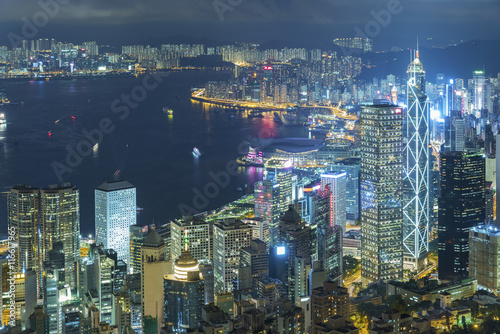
(403, 49), (430, 271)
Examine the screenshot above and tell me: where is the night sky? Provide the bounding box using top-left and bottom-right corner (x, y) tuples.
(0, 0), (499, 49)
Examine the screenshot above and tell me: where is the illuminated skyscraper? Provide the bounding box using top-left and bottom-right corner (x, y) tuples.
(264, 158), (293, 211)
(320, 172), (347, 231)
(403, 50), (430, 271)
(360, 104), (403, 285)
(171, 216), (211, 263)
(254, 179), (280, 245)
(213, 219), (252, 295)
(95, 180), (136, 265)
(8, 185), (40, 275)
(40, 184), (80, 292)
(164, 250), (204, 333)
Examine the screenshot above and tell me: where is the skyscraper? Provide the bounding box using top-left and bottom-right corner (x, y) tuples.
(320, 172), (347, 231)
(403, 50), (430, 271)
(8, 185), (39, 276)
(171, 216), (211, 263)
(360, 103), (404, 285)
(330, 158), (361, 223)
(141, 227), (170, 333)
(95, 180), (136, 265)
(40, 183), (80, 292)
(264, 158), (293, 211)
(164, 250), (204, 333)
(254, 178), (280, 245)
(277, 205), (311, 303)
(213, 219), (252, 295)
(438, 151), (485, 281)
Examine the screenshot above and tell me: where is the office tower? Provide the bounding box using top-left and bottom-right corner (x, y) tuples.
(360, 104), (404, 285)
(443, 112), (465, 152)
(114, 291), (131, 332)
(8, 185), (39, 275)
(320, 172), (347, 231)
(213, 219), (252, 295)
(469, 225), (500, 295)
(62, 305), (82, 334)
(254, 178), (280, 245)
(40, 184), (80, 292)
(92, 245), (115, 325)
(264, 158), (293, 211)
(485, 182), (494, 225)
(141, 227), (170, 333)
(277, 205), (311, 303)
(321, 225), (343, 283)
(95, 180), (136, 265)
(199, 260), (214, 304)
(309, 186), (331, 263)
(404, 50), (431, 272)
(240, 239), (269, 292)
(28, 305), (49, 333)
(438, 151), (485, 281)
(43, 243), (69, 334)
(436, 73), (445, 115)
(164, 250), (204, 333)
(331, 159), (361, 223)
(129, 225), (143, 275)
(473, 70), (487, 111)
(171, 216), (211, 262)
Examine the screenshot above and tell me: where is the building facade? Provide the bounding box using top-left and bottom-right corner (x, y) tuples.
(95, 180), (136, 265)
(360, 104), (404, 284)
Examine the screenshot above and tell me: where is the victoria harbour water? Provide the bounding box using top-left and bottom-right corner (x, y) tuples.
(0, 71), (306, 235)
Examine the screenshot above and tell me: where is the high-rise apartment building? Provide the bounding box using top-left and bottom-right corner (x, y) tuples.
(403, 50), (430, 271)
(95, 180), (136, 265)
(40, 184), (80, 292)
(171, 216), (211, 262)
(360, 103), (404, 285)
(438, 151), (485, 281)
(213, 219), (252, 295)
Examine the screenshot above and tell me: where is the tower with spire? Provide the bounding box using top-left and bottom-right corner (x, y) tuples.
(403, 45), (430, 272)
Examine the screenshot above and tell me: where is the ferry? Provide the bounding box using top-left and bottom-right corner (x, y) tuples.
(163, 107), (173, 115)
(0, 113), (5, 124)
(193, 147), (201, 157)
(136, 207), (144, 212)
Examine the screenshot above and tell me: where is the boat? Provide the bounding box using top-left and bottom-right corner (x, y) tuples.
(192, 147), (201, 157)
(0, 113), (5, 124)
(55, 119), (60, 124)
(163, 107), (173, 115)
(93, 143), (98, 151)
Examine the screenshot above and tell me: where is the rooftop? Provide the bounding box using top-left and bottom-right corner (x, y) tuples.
(96, 180), (135, 192)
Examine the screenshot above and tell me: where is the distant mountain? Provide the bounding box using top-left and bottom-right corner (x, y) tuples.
(358, 40), (500, 82)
